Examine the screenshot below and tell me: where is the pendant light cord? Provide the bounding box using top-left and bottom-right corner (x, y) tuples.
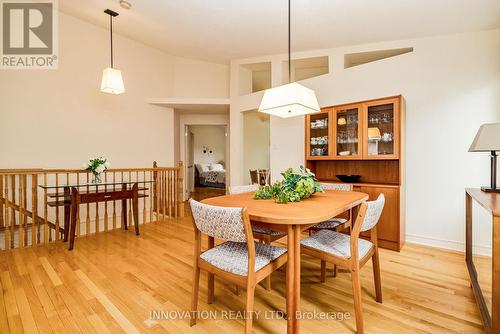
(110, 14), (114, 68)
(288, 0), (291, 83)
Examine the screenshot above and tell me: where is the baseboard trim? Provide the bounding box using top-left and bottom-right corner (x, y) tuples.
(406, 234), (465, 252)
(406, 233), (492, 256)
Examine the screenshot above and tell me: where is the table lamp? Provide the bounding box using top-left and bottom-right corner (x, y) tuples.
(469, 123), (500, 193)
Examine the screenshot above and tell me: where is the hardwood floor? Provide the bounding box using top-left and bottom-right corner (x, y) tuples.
(190, 186), (226, 201)
(0, 210), (485, 333)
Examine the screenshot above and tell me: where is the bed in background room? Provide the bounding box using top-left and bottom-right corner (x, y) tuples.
(195, 163), (226, 188)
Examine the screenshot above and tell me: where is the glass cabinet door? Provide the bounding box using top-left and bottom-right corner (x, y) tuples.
(334, 105), (361, 159)
(308, 110), (331, 158)
(363, 98), (399, 159)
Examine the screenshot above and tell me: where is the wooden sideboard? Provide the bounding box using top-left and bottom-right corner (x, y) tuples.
(465, 188), (500, 334)
(305, 95), (405, 251)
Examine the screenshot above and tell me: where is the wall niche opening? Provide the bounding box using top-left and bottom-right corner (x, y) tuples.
(282, 55), (329, 83)
(238, 62), (272, 95)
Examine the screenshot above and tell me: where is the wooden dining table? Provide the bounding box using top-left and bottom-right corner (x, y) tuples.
(202, 189), (369, 333)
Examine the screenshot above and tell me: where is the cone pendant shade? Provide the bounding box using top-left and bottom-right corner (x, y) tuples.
(101, 67), (125, 94)
(259, 82), (320, 118)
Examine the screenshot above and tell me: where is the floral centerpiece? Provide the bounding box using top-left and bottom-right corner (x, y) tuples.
(83, 157), (110, 183)
(254, 166), (323, 204)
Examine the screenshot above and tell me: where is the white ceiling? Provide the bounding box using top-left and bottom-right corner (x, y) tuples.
(60, 0), (500, 63)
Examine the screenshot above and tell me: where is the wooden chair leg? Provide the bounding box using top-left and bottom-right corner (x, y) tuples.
(245, 283), (256, 334)
(320, 260), (327, 283)
(351, 269), (364, 334)
(208, 273), (215, 304)
(190, 265), (200, 326)
(333, 264), (338, 277)
(263, 235), (272, 291)
(372, 249), (382, 303)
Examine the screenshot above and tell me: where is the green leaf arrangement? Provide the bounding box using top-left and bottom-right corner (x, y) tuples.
(254, 166), (324, 204)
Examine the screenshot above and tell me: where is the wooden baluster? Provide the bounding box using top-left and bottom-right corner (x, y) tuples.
(167, 170), (173, 218)
(76, 173), (81, 237)
(31, 174), (38, 246)
(86, 173), (90, 235)
(173, 169), (177, 217)
(10, 175), (16, 248)
(43, 174), (48, 244)
(156, 170), (160, 223)
(178, 161), (184, 217)
(142, 171), (146, 225)
(95, 182), (99, 234)
(19, 175), (25, 248)
(0, 175), (3, 232)
(162, 171), (167, 222)
(3, 175), (10, 250)
(153, 161), (158, 214)
(113, 172), (117, 230)
(149, 171), (153, 223)
(121, 171), (124, 228)
(54, 173), (60, 240)
(104, 173), (109, 232)
(128, 171), (132, 224)
(23, 174), (28, 246)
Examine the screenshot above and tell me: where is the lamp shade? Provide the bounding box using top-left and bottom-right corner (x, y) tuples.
(368, 127), (382, 140)
(100, 67), (125, 94)
(258, 82), (320, 118)
(469, 123), (500, 152)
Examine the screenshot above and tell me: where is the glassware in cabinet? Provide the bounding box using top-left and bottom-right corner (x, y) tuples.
(363, 98), (399, 159)
(307, 109), (331, 158)
(334, 105), (362, 159)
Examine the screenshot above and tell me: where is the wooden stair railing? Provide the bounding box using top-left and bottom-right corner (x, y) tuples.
(0, 162), (184, 251)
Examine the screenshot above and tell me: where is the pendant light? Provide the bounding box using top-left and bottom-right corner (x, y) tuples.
(101, 9), (125, 94)
(258, 0), (320, 118)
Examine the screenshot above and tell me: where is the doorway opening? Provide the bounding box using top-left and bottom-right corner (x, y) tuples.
(185, 125), (228, 201)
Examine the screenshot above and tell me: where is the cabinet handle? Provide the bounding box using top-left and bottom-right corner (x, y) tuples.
(104, 195), (111, 198)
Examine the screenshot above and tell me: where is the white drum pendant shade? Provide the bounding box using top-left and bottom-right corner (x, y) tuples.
(101, 67), (125, 94)
(259, 82), (320, 118)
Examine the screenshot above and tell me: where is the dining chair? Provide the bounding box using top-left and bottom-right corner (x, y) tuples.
(312, 182), (353, 230)
(189, 199), (288, 333)
(249, 170), (259, 184)
(229, 184), (287, 290)
(300, 194), (385, 334)
(309, 182), (353, 277)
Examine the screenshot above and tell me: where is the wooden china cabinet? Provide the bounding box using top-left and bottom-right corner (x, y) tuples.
(306, 95), (405, 251)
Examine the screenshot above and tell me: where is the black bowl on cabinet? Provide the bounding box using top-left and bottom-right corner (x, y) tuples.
(336, 174), (361, 183)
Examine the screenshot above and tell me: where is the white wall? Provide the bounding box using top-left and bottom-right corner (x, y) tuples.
(0, 12), (229, 169)
(243, 111), (270, 184)
(229, 29), (500, 252)
(190, 125), (226, 165)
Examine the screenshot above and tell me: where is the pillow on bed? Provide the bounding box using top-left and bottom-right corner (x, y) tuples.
(210, 163), (224, 172)
(196, 163), (210, 173)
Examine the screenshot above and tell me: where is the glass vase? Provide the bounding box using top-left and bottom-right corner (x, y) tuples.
(92, 172), (102, 184)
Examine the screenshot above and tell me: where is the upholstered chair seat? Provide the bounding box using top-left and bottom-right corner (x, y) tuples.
(301, 229), (374, 260)
(312, 217), (348, 230)
(201, 241), (287, 276)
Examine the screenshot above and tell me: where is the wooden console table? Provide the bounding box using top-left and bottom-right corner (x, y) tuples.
(465, 188), (500, 334)
(40, 181), (151, 250)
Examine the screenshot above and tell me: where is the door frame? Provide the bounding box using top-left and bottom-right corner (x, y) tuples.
(179, 116), (229, 201)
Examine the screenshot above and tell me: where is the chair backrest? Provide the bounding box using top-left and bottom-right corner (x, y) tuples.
(189, 199), (247, 242)
(360, 194), (385, 232)
(320, 182), (353, 191)
(229, 184), (259, 195)
(249, 170), (259, 184)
